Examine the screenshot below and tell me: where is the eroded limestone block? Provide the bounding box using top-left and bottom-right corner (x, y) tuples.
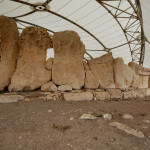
(93, 91), (110, 100)
(114, 58), (133, 89)
(84, 70), (99, 89)
(63, 92), (93, 101)
(139, 75), (149, 88)
(128, 62), (139, 88)
(58, 84), (72, 92)
(41, 81), (57, 92)
(107, 89), (123, 99)
(0, 16), (19, 91)
(88, 53), (115, 88)
(46, 58), (53, 70)
(9, 27), (52, 92)
(52, 31), (85, 90)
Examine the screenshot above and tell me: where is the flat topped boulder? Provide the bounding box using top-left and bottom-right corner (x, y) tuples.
(0, 15), (19, 91)
(88, 53), (115, 88)
(9, 27), (52, 92)
(52, 30), (85, 90)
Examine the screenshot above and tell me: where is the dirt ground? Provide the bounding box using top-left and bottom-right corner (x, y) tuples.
(0, 92), (150, 150)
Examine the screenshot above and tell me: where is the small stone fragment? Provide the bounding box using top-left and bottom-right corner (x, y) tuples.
(102, 113), (112, 120)
(41, 81), (57, 92)
(79, 114), (97, 120)
(110, 122), (144, 138)
(48, 109), (52, 113)
(70, 117), (74, 121)
(122, 114), (133, 120)
(58, 84), (72, 92)
(46, 58), (53, 70)
(0, 95), (24, 103)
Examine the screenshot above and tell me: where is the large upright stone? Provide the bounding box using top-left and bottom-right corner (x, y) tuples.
(114, 58), (133, 89)
(88, 53), (115, 88)
(9, 27), (52, 92)
(52, 31), (85, 90)
(128, 62), (139, 88)
(0, 16), (19, 91)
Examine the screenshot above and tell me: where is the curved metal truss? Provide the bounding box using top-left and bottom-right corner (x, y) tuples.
(8, 0), (146, 65)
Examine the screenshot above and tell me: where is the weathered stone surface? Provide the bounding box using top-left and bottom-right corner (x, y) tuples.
(108, 89), (123, 99)
(9, 27), (52, 92)
(128, 62), (139, 88)
(114, 58), (133, 89)
(83, 61), (90, 70)
(88, 53), (115, 88)
(137, 89), (147, 98)
(0, 16), (19, 91)
(41, 81), (57, 92)
(122, 114), (133, 120)
(46, 58), (53, 70)
(84, 70), (99, 89)
(139, 75), (149, 88)
(58, 84), (72, 92)
(0, 95), (24, 103)
(93, 91), (110, 100)
(63, 92), (93, 101)
(103, 113), (112, 120)
(52, 31), (85, 90)
(79, 114), (97, 120)
(123, 91), (133, 99)
(110, 122), (144, 138)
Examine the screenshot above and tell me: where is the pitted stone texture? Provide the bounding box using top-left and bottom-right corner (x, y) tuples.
(0, 16), (19, 91)
(52, 31), (85, 90)
(114, 58), (133, 89)
(139, 75), (149, 88)
(108, 89), (123, 99)
(41, 81), (57, 92)
(63, 92), (93, 101)
(93, 91), (110, 100)
(88, 53), (115, 88)
(84, 70), (99, 89)
(46, 58), (53, 70)
(58, 84), (72, 92)
(9, 27), (52, 92)
(128, 62), (139, 88)
(83, 61), (90, 70)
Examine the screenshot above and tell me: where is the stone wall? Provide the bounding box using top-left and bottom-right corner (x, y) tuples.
(0, 15), (150, 97)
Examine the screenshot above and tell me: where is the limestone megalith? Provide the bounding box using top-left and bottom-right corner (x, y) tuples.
(0, 16), (19, 91)
(9, 27), (52, 91)
(52, 30), (85, 90)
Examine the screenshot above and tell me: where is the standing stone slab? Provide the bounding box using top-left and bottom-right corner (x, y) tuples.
(114, 58), (133, 89)
(52, 31), (85, 90)
(0, 16), (19, 91)
(9, 27), (52, 92)
(88, 53), (115, 88)
(128, 62), (139, 88)
(84, 70), (99, 89)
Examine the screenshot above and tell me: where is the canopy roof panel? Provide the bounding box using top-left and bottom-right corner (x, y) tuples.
(0, 0), (149, 66)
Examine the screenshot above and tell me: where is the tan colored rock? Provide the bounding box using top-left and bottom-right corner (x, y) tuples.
(0, 95), (24, 103)
(0, 16), (19, 91)
(128, 62), (139, 88)
(88, 53), (115, 88)
(123, 91), (133, 99)
(93, 91), (110, 100)
(83, 61), (90, 70)
(108, 89), (123, 99)
(41, 81), (57, 92)
(139, 75), (149, 88)
(137, 89), (147, 98)
(9, 27), (52, 92)
(63, 92), (93, 101)
(52, 31), (85, 90)
(110, 122), (144, 138)
(114, 58), (133, 89)
(84, 70), (99, 89)
(58, 84), (72, 92)
(46, 58), (53, 70)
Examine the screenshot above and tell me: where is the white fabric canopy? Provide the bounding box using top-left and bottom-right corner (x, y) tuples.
(0, 0), (149, 66)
